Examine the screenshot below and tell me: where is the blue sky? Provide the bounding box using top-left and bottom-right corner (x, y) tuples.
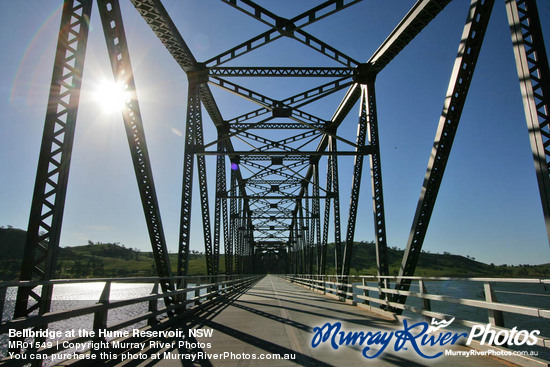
(1, 0), (550, 266)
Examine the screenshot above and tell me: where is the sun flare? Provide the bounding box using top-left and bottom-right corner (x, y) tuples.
(94, 80), (130, 113)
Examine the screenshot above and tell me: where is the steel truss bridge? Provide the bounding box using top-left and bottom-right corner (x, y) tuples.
(8, 0), (550, 351)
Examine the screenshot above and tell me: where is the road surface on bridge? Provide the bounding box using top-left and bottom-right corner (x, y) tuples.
(143, 275), (514, 367)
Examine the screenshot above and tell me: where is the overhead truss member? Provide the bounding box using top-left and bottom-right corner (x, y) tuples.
(14, 0), (550, 337)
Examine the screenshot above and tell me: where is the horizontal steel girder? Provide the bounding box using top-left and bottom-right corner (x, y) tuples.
(224, 195), (331, 199)
(231, 123), (325, 130)
(209, 67), (354, 77)
(196, 150), (372, 156)
(236, 216), (317, 220)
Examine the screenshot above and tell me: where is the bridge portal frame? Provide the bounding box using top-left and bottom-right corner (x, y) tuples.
(14, 0), (550, 335)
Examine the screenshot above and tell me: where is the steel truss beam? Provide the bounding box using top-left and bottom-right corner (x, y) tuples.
(231, 122), (326, 130)
(241, 179), (303, 194)
(235, 190), (243, 274)
(254, 226), (290, 230)
(194, 99), (215, 276)
(178, 81), (200, 278)
(228, 170), (237, 275)
(246, 180), (302, 184)
(130, 0), (195, 67)
(14, 0), (93, 324)
(343, 81), (389, 278)
(394, 0), (495, 308)
(316, 137), (343, 276)
(285, 77), (354, 108)
(294, 2), (456, 256)
(178, 78), (216, 277)
(226, 196), (331, 199)
(13, 0), (548, 333)
(305, 184), (312, 274)
(97, 0), (175, 296)
(329, 138), (342, 277)
(131, 0), (254, 276)
(208, 77), (335, 130)
(199, 2), (365, 237)
(312, 163), (322, 274)
(129, 0), (250, 167)
(330, 0), (453, 131)
(209, 67), (354, 77)
(506, 0), (550, 246)
(243, 160), (306, 181)
(210, 0), (361, 67)
(257, 131), (321, 152)
(197, 150), (372, 156)
(214, 140), (228, 276)
(207, 75), (359, 148)
(225, 76), (352, 126)
(241, 216), (315, 220)
(299, 202), (307, 273)
(233, 131), (298, 152)
(292, 28), (360, 68)
(205, 29), (283, 68)
(369, 0), (453, 73)
(320, 152), (331, 275)
(221, 0), (361, 33)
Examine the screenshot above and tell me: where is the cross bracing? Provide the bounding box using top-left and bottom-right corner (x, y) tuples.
(13, 0), (550, 329)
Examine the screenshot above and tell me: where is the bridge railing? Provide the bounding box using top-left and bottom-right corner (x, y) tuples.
(0, 274), (259, 364)
(286, 274), (550, 356)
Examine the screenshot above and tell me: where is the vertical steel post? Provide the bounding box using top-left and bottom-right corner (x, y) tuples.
(228, 169), (237, 275)
(249, 216), (255, 273)
(321, 155), (332, 275)
(195, 105), (215, 275)
(289, 220), (296, 274)
(214, 141), (226, 276)
(178, 81), (200, 278)
(235, 191), (243, 274)
(222, 178), (230, 274)
(313, 163), (322, 274)
(305, 185), (314, 274)
(329, 137), (343, 277)
(299, 202), (306, 273)
(506, 0), (550, 247)
(365, 81), (390, 280)
(14, 0), (93, 323)
(343, 80), (389, 279)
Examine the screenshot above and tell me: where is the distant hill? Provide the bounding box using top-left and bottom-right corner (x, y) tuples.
(1, 227), (549, 280)
(0, 227), (211, 279)
(0, 227), (26, 260)
(325, 241), (550, 278)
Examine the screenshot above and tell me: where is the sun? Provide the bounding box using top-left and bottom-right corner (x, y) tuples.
(94, 80), (130, 113)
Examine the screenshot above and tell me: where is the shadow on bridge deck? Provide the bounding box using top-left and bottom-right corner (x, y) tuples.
(135, 275), (514, 367)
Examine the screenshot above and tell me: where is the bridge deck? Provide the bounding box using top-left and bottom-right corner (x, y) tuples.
(145, 275), (512, 367)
